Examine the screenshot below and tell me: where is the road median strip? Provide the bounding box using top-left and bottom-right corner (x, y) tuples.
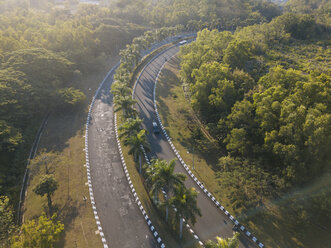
(114, 112), (166, 248)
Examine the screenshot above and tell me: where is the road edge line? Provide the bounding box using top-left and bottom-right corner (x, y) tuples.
(85, 61), (120, 248)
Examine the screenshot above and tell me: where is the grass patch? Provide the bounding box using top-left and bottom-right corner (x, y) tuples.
(23, 56), (119, 248)
(155, 56), (331, 248)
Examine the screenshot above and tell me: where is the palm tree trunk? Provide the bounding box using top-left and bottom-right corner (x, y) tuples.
(47, 193), (53, 217)
(166, 205), (169, 222)
(154, 190), (158, 203)
(165, 194), (169, 222)
(179, 217), (183, 239)
(139, 154), (142, 174)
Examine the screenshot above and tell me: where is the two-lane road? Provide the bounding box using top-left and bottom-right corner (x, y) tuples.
(133, 45), (256, 248)
(88, 64), (158, 248)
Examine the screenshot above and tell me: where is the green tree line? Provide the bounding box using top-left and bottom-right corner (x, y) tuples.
(111, 0), (281, 30)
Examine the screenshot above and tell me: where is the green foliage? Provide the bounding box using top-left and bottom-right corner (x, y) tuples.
(119, 117), (143, 139)
(0, 68), (34, 126)
(217, 157), (280, 209)
(0, 196), (16, 246)
(56, 87), (86, 109)
(146, 159), (186, 222)
(272, 13), (325, 40)
(180, 29), (233, 84)
(144, 0), (281, 29)
(123, 129), (150, 161)
(2, 48), (74, 90)
(205, 232), (240, 248)
(169, 186), (201, 238)
(146, 159), (186, 202)
(0, 120), (22, 152)
(223, 39), (253, 70)
(33, 175), (58, 216)
(11, 213), (64, 248)
(285, 0), (331, 15)
(0, 2), (148, 205)
(33, 175), (58, 198)
(114, 95), (137, 118)
(190, 61), (233, 121)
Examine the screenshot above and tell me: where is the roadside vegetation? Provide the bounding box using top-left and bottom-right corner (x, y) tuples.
(0, 1), (141, 247)
(1, 0), (329, 247)
(112, 27), (203, 246)
(155, 2), (330, 247)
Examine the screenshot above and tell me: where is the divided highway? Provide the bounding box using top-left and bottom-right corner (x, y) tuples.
(133, 45), (256, 248)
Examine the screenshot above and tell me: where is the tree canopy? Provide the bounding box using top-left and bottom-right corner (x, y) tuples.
(11, 213), (63, 248)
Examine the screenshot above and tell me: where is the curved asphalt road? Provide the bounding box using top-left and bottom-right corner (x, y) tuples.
(133, 45), (256, 248)
(88, 65), (158, 248)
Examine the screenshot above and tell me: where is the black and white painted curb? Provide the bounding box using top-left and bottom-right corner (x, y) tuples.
(85, 61), (120, 248)
(84, 35), (192, 248)
(142, 148), (204, 247)
(114, 113), (166, 248)
(153, 56), (265, 248)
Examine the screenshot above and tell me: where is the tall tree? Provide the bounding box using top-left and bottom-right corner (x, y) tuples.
(11, 213), (63, 248)
(148, 159), (186, 221)
(33, 175), (58, 217)
(0, 196), (16, 247)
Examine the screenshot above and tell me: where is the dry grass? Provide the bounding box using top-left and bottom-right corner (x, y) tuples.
(155, 56), (331, 248)
(23, 57), (119, 248)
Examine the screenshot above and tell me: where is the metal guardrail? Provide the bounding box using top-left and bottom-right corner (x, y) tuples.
(17, 113), (49, 224)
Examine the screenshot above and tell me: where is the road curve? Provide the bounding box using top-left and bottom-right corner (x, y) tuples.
(133, 45), (256, 248)
(88, 64), (158, 248)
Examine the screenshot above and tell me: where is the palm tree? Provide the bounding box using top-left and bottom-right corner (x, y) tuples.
(144, 31), (154, 47)
(123, 129), (150, 173)
(155, 159), (186, 222)
(131, 43), (141, 67)
(119, 117), (143, 139)
(114, 65), (130, 83)
(205, 233), (240, 248)
(146, 159), (186, 220)
(111, 81), (131, 101)
(170, 186), (201, 239)
(114, 95), (137, 118)
(145, 160), (163, 203)
(133, 36), (148, 51)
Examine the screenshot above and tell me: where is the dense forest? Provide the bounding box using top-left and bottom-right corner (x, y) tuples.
(0, 1), (143, 199)
(0, 0), (330, 246)
(0, 1), (145, 246)
(179, 0), (330, 225)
